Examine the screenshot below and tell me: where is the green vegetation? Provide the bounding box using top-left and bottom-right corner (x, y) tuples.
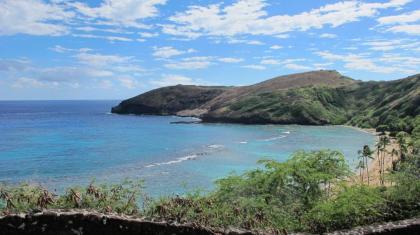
(1, 133), (419, 233)
(0, 180), (144, 215)
(113, 71), (419, 131)
(221, 75), (419, 130)
(227, 87), (349, 125)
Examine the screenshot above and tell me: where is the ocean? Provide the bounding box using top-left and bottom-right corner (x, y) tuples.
(0, 100), (375, 196)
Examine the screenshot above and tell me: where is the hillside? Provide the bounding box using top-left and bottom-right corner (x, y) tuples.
(111, 70), (420, 131)
(111, 85), (229, 115)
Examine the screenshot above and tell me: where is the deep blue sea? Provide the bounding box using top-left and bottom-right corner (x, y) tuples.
(0, 100), (376, 196)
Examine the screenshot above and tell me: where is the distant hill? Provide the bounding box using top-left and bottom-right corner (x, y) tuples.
(111, 85), (229, 115)
(112, 70), (420, 132)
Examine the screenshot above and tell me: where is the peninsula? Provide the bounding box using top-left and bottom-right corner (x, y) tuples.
(112, 70), (419, 132)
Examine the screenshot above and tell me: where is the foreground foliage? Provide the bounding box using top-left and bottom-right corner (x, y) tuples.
(146, 148), (419, 233)
(1, 136), (419, 233)
(0, 180), (143, 215)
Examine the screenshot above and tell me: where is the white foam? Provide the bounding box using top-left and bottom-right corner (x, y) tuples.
(260, 135), (287, 142)
(282, 131), (290, 134)
(207, 144), (224, 149)
(145, 154), (198, 168)
(239, 141), (248, 144)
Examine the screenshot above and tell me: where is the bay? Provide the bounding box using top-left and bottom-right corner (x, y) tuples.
(0, 100), (375, 196)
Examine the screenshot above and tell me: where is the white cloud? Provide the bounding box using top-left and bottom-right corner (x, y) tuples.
(0, 0), (73, 36)
(259, 58), (307, 67)
(2, 50), (147, 91)
(72, 33), (134, 42)
(71, 0), (167, 28)
(270, 45), (283, 50)
(139, 32), (159, 38)
(218, 57), (243, 63)
(362, 39), (420, 51)
(164, 56), (243, 69)
(118, 76), (139, 89)
(377, 10), (420, 25)
(213, 38), (264, 45)
(12, 77), (58, 88)
(242, 64), (266, 70)
(75, 52), (145, 75)
(379, 53), (420, 68)
(164, 56), (213, 70)
(150, 74), (201, 87)
(162, 0), (411, 39)
(152, 46), (196, 59)
(343, 47), (358, 50)
(75, 53), (133, 67)
(284, 63), (311, 70)
(260, 59), (280, 65)
(319, 33), (337, 38)
(0, 59), (30, 72)
(363, 40), (401, 51)
(49, 45), (92, 53)
(274, 34), (290, 39)
(316, 51), (417, 74)
(227, 39), (265, 45)
(385, 24), (420, 35)
(49, 45), (73, 53)
(376, 10), (420, 35)
(75, 26), (132, 34)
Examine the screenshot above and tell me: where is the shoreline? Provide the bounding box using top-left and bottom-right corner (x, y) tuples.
(341, 125), (379, 136)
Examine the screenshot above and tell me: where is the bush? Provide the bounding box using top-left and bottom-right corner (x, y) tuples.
(304, 185), (385, 233)
(0, 179), (144, 215)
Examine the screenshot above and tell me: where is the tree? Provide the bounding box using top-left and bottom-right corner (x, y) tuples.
(396, 131), (409, 161)
(362, 145), (373, 185)
(358, 145), (373, 185)
(356, 159), (365, 183)
(376, 135), (390, 186)
(357, 151), (365, 183)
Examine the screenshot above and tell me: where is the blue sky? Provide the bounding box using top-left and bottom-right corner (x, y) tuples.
(0, 0), (419, 100)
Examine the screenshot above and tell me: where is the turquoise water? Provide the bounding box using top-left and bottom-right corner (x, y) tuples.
(0, 101), (375, 196)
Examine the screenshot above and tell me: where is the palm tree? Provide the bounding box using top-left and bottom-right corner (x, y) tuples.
(377, 135), (390, 186)
(357, 150), (365, 183)
(361, 145), (373, 185)
(396, 131), (409, 161)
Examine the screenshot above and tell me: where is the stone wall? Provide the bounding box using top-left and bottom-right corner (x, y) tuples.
(327, 218), (420, 235)
(0, 210), (252, 235)
(0, 210), (418, 235)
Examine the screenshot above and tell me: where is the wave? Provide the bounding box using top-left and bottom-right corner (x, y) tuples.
(207, 144), (224, 149)
(145, 144), (223, 168)
(145, 154), (199, 168)
(260, 135), (287, 142)
(144, 144), (224, 169)
(239, 141), (248, 144)
(282, 131), (291, 134)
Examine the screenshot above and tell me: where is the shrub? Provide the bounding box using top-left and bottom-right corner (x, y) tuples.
(304, 185), (386, 233)
(0, 179), (144, 215)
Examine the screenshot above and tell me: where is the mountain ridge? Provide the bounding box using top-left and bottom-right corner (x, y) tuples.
(112, 70), (420, 132)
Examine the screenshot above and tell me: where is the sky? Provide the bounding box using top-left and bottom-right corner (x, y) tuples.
(0, 0), (419, 100)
